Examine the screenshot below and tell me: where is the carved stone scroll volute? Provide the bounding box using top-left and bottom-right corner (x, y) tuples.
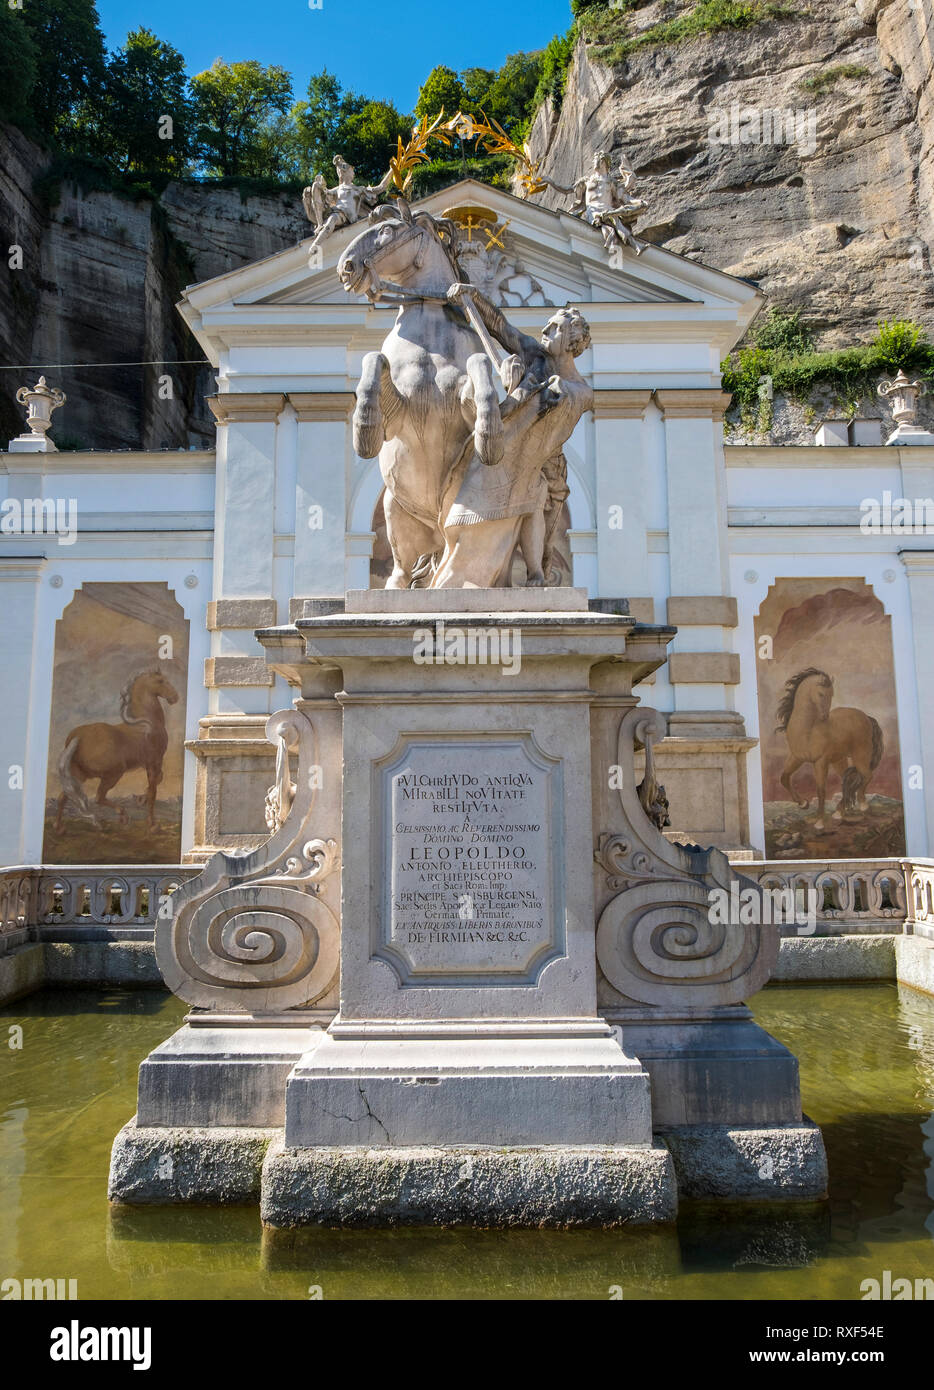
(594, 706), (777, 1008)
(156, 708), (340, 1012)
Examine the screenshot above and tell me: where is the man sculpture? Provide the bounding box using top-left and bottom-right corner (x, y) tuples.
(543, 149), (646, 257)
(430, 287), (593, 589)
(303, 154), (393, 255)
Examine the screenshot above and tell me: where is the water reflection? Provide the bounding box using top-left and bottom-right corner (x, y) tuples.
(1, 983), (932, 1299)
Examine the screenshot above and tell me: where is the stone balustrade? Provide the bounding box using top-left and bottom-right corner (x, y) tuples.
(732, 857), (934, 937)
(3, 858), (934, 957)
(0, 864), (203, 953)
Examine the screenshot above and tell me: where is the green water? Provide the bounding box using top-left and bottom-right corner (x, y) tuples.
(1, 983), (932, 1300)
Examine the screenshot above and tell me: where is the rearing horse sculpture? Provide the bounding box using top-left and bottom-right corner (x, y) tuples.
(338, 200), (502, 588)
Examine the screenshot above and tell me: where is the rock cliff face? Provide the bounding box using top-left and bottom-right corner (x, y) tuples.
(527, 0), (934, 348)
(0, 122), (304, 450)
(3, 0), (934, 450)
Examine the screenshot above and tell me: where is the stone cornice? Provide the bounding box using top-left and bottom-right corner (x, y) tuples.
(655, 389), (733, 420)
(288, 391), (355, 421)
(591, 389), (655, 419)
(207, 393), (286, 424)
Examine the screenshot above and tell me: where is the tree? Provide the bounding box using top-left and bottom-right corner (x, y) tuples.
(190, 59), (293, 176)
(293, 71), (408, 184)
(20, 0), (107, 143)
(99, 28), (192, 175)
(0, 7), (39, 130)
(414, 65), (467, 124)
(477, 52), (542, 131)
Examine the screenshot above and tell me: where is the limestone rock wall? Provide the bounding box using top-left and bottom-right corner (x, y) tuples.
(0, 122), (304, 450)
(526, 0), (934, 347)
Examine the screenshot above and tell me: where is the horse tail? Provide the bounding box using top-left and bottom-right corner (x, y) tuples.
(842, 766), (863, 814)
(410, 552), (440, 589)
(57, 736), (97, 825)
(869, 716), (884, 771)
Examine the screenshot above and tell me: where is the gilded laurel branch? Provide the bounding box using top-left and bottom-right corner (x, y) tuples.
(388, 108), (547, 198)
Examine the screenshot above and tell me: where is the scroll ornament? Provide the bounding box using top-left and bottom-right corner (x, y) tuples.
(595, 707), (778, 1007)
(156, 709), (339, 1012)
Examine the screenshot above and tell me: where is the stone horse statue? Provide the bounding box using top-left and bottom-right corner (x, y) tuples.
(776, 667), (884, 831)
(55, 668), (179, 831)
(338, 199), (504, 588)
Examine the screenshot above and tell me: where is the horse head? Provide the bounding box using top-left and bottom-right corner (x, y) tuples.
(121, 669), (179, 726)
(776, 668), (833, 732)
(338, 200), (459, 300)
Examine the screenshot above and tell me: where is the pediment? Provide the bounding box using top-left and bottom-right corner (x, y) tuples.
(179, 179), (761, 330)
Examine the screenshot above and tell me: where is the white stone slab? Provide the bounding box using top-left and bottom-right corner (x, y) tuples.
(345, 586), (591, 614)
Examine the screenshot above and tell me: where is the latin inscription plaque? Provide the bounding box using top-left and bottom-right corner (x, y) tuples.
(377, 736), (564, 984)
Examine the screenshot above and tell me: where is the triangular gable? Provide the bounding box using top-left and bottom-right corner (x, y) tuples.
(177, 178), (762, 362)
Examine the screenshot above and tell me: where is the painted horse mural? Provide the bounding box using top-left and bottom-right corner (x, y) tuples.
(55, 669), (179, 830)
(776, 668), (884, 831)
(337, 198), (504, 588)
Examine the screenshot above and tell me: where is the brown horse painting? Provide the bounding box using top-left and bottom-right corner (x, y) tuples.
(55, 669), (179, 831)
(776, 668), (883, 831)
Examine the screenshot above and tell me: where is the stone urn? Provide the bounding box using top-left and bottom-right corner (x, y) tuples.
(15, 376), (66, 440)
(877, 369), (925, 426)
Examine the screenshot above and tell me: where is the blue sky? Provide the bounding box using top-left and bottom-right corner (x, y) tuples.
(95, 0), (573, 112)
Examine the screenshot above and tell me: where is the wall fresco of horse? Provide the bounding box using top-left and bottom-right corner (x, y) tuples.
(753, 578), (906, 859)
(42, 583), (189, 864)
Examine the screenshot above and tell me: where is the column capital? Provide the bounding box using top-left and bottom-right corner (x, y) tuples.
(655, 389), (733, 421)
(898, 547), (934, 575)
(207, 393), (286, 424)
(288, 392), (355, 421)
(591, 389), (655, 419)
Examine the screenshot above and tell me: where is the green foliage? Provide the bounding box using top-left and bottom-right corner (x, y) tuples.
(586, 0), (798, 65)
(798, 63), (869, 95)
(5, 6), (565, 196)
(750, 305), (814, 355)
(21, 0), (107, 142)
(531, 29), (577, 112)
(874, 318), (928, 373)
(407, 153), (515, 197)
(0, 7), (39, 131)
(292, 71), (410, 184)
(721, 317), (933, 424)
(190, 59), (293, 177)
(414, 66), (468, 125)
(93, 28), (192, 175)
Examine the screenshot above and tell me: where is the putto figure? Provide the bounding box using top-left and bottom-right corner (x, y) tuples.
(302, 154), (393, 255)
(543, 149), (647, 257)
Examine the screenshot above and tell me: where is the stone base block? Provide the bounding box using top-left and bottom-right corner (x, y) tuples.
(108, 1117), (277, 1205)
(617, 1017), (802, 1128)
(260, 1137), (677, 1228)
(0, 942), (44, 1005)
(44, 939), (163, 989)
(895, 934), (934, 996)
(774, 934), (896, 981)
(138, 1021), (327, 1127)
(284, 1033), (653, 1147)
(660, 1121), (828, 1200)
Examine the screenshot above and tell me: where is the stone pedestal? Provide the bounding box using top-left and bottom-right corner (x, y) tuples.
(109, 587), (826, 1224)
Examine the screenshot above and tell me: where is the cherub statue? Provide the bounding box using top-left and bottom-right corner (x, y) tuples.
(542, 149), (647, 257)
(302, 154), (393, 255)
